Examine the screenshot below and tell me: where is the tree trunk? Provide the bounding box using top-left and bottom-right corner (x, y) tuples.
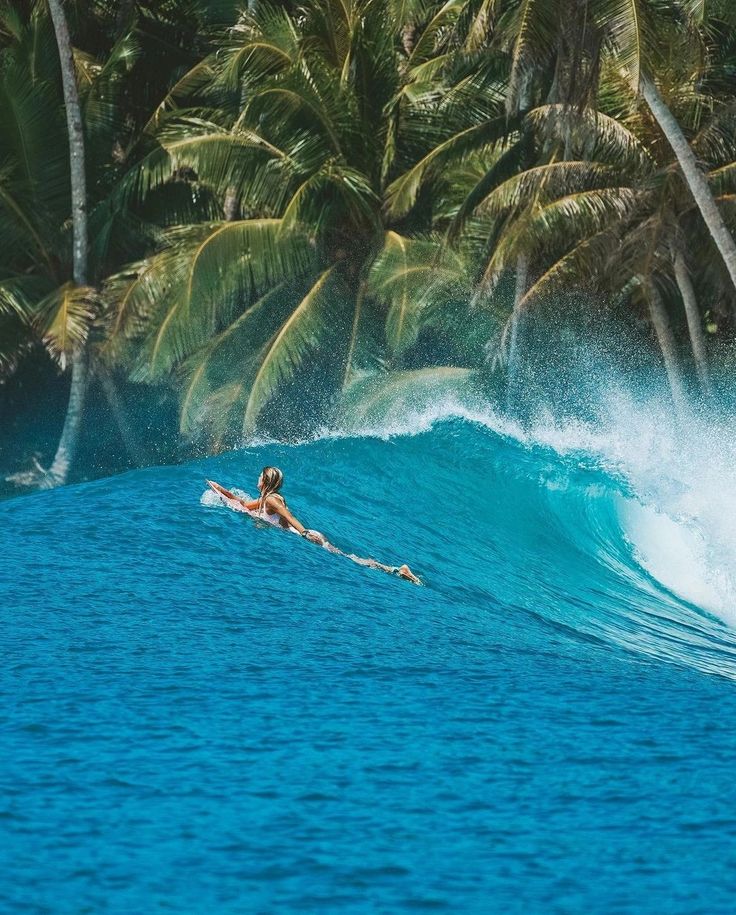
(641, 74), (736, 306)
(224, 185), (239, 221)
(505, 253), (529, 413)
(401, 24), (417, 58)
(647, 281), (687, 414)
(116, 0), (136, 37)
(672, 247), (712, 397)
(46, 0), (89, 487)
(43, 351), (88, 488)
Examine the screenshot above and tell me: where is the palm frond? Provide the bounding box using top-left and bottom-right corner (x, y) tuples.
(368, 231), (467, 355)
(476, 160), (618, 218)
(488, 186), (639, 277)
(179, 282), (289, 435)
(243, 265), (338, 434)
(107, 219), (316, 379)
(407, 0), (465, 67)
(280, 162), (380, 234)
(504, 0), (557, 112)
(597, 0), (643, 91)
(36, 282), (99, 368)
(116, 119), (291, 209)
(338, 366), (476, 428)
(526, 104), (653, 170)
(384, 115), (513, 218)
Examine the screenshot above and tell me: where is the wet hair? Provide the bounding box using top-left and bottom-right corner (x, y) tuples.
(257, 466), (284, 513)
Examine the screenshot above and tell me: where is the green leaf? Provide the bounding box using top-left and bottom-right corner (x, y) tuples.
(243, 266), (338, 433)
(369, 231), (467, 356)
(36, 282), (98, 368)
(384, 116), (513, 218)
(179, 283), (289, 435)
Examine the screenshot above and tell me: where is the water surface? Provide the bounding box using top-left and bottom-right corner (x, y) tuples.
(3, 413), (736, 912)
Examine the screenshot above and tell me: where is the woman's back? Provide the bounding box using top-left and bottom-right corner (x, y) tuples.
(259, 493), (296, 531)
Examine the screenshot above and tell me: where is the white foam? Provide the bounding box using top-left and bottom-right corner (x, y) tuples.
(523, 395), (736, 627)
(618, 498), (736, 623)
(200, 486), (252, 510)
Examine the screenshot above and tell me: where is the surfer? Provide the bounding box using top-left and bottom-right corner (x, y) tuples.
(207, 466), (421, 584)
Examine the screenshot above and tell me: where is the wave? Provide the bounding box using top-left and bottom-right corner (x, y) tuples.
(339, 389), (736, 620)
(237, 389), (736, 676)
(5, 385), (736, 680)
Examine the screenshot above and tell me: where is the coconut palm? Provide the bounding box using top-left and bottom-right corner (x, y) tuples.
(104, 0), (497, 443)
(0, 0), (239, 482)
(387, 0), (736, 407)
(491, 0), (736, 297)
(45, 0), (91, 487)
(463, 62), (736, 405)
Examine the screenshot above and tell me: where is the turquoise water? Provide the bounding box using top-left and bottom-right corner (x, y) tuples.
(3, 408), (736, 912)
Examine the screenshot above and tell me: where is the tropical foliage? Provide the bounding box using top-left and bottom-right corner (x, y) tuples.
(2, 0), (736, 484)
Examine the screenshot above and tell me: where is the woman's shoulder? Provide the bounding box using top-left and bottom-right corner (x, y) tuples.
(266, 492), (286, 507)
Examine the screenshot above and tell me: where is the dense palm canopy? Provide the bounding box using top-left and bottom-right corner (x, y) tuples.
(2, 0), (736, 483)
(104, 0), (501, 440)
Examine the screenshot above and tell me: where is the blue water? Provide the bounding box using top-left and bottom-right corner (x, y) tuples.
(3, 413), (736, 913)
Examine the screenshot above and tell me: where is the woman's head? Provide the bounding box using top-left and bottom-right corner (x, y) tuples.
(257, 466), (284, 498)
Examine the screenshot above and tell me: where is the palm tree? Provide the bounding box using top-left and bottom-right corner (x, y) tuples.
(495, 0), (736, 297)
(0, 1), (238, 482)
(0, 7), (94, 386)
(105, 0), (492, 443)
(387, 1), (735, 407)
(45, 0), (90, 487)
(635, 2), (736, 295)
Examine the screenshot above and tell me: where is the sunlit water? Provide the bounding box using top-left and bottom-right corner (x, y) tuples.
(3, 405), (736, 913)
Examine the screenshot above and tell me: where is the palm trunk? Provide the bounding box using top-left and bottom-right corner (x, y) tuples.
(647, 281), (687, 414)
(641, 74), (736, 304)
(116, 0), (136, 37)
(672, 247), (712, 397)
(505, 253), (529, 413)
(401, 24), (417, 57)
(43, 351), (88, 488)
(223, 185), (239, 221)
(47, 0), (89, 486)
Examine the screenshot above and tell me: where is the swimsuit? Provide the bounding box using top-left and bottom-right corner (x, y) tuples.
(258, 493), (298, 533)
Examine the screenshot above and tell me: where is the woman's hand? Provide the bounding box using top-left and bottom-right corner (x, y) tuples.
(303, 529), (326, 545)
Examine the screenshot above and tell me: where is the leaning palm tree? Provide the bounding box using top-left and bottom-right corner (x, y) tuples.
(390, 0), (736, 408)
(493, 0), (736, 298)
(465, 69), (736, 408)
(636, 5), (736, 297)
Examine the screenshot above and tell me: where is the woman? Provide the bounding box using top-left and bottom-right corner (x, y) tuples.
(207, 466), (421, 583)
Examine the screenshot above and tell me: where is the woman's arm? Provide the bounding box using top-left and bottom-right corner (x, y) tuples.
(265, 495), (307, 535)
(266, 496), (326, 543)
(207, 481), (260, 511)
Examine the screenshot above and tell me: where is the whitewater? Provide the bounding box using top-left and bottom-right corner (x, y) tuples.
(3, 396), (736, 912)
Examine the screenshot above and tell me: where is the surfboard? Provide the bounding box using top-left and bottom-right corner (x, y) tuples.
(206, 479), (250, 513)
(205, 480), (421, 583)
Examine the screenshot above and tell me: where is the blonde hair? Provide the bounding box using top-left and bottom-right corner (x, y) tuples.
(257, 466), (284, 514)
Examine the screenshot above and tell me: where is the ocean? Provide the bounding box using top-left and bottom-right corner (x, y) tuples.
(3, 402), (736, 912)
